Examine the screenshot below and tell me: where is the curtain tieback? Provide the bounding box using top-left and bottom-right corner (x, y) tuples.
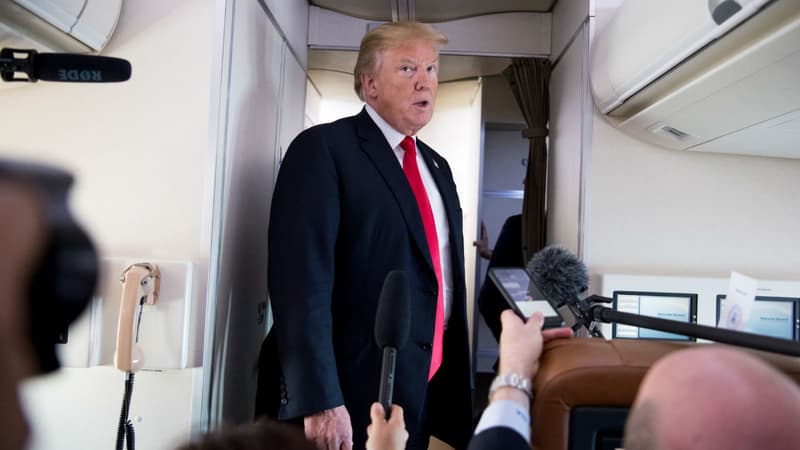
(522, 127), (548, 139)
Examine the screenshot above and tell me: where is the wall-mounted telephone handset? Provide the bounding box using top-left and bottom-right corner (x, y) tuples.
(114, 263), (160, 373)
(114, 262), (160, 450)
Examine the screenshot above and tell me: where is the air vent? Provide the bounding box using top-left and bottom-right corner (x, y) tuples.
(648, 123), (694, 142)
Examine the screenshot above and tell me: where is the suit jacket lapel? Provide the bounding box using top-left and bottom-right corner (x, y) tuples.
(417, 139), (465, 276)
(355, 109), (435, 273)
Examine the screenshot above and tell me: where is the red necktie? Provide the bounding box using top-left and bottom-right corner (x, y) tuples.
(400, 136), (444, 380)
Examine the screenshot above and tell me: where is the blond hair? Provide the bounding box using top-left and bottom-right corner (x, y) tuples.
(353, 21), (448, 100)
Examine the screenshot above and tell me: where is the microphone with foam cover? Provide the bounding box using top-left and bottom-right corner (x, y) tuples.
(1, 48), (131, 83)
(374, 270), (411, 419)
(528, 244), (589, 308)
(528, 244), (596, 335)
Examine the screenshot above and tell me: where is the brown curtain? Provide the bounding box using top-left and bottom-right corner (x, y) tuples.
(502, 57), (551, 263)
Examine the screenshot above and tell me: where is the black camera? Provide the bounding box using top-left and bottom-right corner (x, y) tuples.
(0, 160), (98, 373)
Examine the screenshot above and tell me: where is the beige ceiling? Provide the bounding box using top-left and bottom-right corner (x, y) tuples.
(310, 0), (556, 22)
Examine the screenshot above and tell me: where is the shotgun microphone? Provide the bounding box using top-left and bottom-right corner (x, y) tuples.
(374, 270), (411, 419)
(1, 48), (131, 83)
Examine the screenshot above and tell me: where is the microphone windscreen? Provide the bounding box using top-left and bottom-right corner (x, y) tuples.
(528, 244), (589, 307)
(375, 270), (411, 349)
(33, 53), (132, 82)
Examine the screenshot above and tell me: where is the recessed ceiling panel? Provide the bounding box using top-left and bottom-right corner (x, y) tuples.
(414, 0), (555, 22)
(311, 0), (393, 21)
(311, 0), (555, 22)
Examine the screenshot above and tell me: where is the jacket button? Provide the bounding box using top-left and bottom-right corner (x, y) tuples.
(280, 398), (288, 405)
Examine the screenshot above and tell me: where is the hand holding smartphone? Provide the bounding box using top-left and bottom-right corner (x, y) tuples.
(488, 267), (565, 328)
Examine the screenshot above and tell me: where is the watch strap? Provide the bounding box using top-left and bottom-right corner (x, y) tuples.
(488, 372), (532, 400)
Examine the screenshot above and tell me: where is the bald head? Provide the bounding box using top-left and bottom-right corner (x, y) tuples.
(624, 347), (800, 450)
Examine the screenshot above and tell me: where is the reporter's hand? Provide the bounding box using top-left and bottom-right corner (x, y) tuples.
(366, 403), (408, 450)
(542, 325), (575, 342)
(304, 406), (353, 450)
(498, 310), (573, 379)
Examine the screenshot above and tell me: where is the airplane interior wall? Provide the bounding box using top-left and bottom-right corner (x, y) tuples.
(586, 114), (800, 281)
(0, 0), (217, 448)
(204, 0), (308, 431)
(583, 5), (800, 283)
(549, 2), (800, 290)
(548, 0), (592, 256)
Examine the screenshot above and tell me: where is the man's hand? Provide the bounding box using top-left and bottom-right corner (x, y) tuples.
(498, 310), (573, 379)
(366, 403), (408, 450)
(304, 406), (353, 450)
(473, 221), (492, 260)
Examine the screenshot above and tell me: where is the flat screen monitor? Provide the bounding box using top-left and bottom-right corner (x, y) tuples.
(612, 291), (698, 341)
(715, 295), (799, 340)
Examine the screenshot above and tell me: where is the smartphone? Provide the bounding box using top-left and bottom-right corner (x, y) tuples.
(487, 267), (565, 328)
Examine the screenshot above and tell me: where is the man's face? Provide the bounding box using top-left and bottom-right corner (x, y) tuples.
(362, 40), (439, 136)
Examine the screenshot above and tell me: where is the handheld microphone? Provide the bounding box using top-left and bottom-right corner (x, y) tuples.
(374, 270), (411, 419)
(1, 48), (131, 83)
(528, 245), (800, 357)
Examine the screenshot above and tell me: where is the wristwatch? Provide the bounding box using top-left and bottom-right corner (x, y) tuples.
(488, 372), (533, 400)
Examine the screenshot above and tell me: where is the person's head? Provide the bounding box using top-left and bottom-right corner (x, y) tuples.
(354, 21), (448, 136)
(176, 417), (316, 450)
(0, 178), (47, 450)
(624, 346), (800, 450)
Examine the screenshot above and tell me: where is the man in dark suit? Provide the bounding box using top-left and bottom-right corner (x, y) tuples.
(256, 21), (473, 450)
(476, 214), (523, 344)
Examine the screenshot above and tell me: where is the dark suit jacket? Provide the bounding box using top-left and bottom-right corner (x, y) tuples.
(256, 109), (473, 449)
(467, 427), (529, 450)
(477, 214), (523, 343)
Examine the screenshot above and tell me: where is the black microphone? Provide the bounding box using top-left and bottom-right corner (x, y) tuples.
(374, 270), (411, 419)
(1, 48), (131, 83)
(528, 245), (800, 357)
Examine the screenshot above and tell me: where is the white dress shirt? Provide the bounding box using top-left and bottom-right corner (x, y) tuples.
(473, 400), (531, 443)
(365, 104), (454, 326)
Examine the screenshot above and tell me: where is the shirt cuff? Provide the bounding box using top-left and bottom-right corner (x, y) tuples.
(473, 399), (530, 443)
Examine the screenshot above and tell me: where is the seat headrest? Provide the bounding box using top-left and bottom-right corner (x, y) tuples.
(530, 338), (800, 450)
